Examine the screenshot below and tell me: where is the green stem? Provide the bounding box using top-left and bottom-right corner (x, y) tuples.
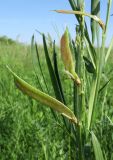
(88, 0), (112, 130)
(88, 34), (106, 130)
(73, 5), (85, 158)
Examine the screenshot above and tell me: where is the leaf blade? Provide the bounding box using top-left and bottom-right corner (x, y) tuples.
(91, 0), (100, 44)
(42, 34), (64, 102)
(53, 41), (66, 104)
(105, 36), (113, 63)
(91, 132), (104, 160)
(54, 10), (105, 31)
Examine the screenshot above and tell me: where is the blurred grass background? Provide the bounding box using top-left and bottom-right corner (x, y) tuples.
(0, 36), (74, 159)
(0, 36), (113, 159)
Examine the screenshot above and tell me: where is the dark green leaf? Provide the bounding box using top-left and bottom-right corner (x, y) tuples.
(53, 41), (66, 104)
(42, 34), (63, 103)
(31, 35), (43, 91)
(35, 42), (49, 93)
(99, 78), (112, 93)
(83, 56), (96, 74)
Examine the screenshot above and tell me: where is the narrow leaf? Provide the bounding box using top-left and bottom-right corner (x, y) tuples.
(83, 56), (96, 74)
(42, 34), (69, 128)
(91, 0), (100, 44)
(68, 0), (77, 11)
(31, 35), (43, 91)
(84, 37), (96, 69)
(105, 0), (112, 33)
(91, 132), (104, 160)
(53, 41), (66, 104)
(88, 77), (97, 130)
(31, 35), (58, 120)
(106, 116), (113, 126)
(68, 0), (92, 46)
(35, 42), (49, 93)
(42, 34), (63, 102)
(99, 78), (112, 93)
(7, 66), (78, 124)
(105, 36), (113, 63)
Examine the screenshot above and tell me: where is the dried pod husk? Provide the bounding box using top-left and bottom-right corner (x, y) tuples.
(61, 28), (74, 73)
(54, 10), (105, 31)
(60, 28), (81, 85)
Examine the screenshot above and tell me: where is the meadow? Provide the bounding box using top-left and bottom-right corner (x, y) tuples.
(0, 35), (113, 160)
(0, 39), (76, 159)
(0, 0), (113, 159)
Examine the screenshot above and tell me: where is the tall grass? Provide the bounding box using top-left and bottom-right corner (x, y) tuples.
(0, 42), (70, 159)
(6, 0), (113, 159)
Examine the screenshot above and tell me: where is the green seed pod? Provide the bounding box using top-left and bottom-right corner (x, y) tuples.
(7, 66), (78, 124)
(60, 28), (81, 85)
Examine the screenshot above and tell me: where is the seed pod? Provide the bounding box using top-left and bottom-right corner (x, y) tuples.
(7, 66), (78, 124)
(61, 28), (74, 73)
(60, 28), (81, 85)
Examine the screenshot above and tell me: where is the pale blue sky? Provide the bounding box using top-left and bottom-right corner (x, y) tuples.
(0, 0), (113, 44)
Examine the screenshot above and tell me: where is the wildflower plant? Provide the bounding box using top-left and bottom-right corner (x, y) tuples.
(8, 0), (113, 159)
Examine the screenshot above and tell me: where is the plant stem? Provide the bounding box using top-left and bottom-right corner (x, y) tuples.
(88, 0), (112, 130)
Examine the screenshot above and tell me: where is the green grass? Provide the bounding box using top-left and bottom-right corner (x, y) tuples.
(0, 42), (74, 159)
(0, 38), (113, 159)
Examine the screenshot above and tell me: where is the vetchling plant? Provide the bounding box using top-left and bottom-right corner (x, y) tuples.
(8, 0), (113, 159)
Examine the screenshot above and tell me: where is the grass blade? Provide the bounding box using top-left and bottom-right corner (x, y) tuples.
(68, 0), (80, 22)
(91, 132), (104, 160)
(98, 77), (112, 93)
(68, 0), (77, 10)
(53, 41), (66, 104)
(91, 0), (100, 44)
(68, 0), (92, 49)
(68, 0), (84, 22)
(88, 77), (97, 130)
(31, 35), (43, 91)
(54, 10), (105, 31)
(84, 37), (96, 69)
(31, 35), (58, 120)
(83, 56), (96, 74)
(35, 42), (49, 93)
(105, 36), (113, 63)
(105, 0), (112, 33)
(42, 34), (70, 129)
(42, 34), (63, 102)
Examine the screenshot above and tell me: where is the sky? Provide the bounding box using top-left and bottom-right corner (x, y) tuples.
(0, 0), (113, 45)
